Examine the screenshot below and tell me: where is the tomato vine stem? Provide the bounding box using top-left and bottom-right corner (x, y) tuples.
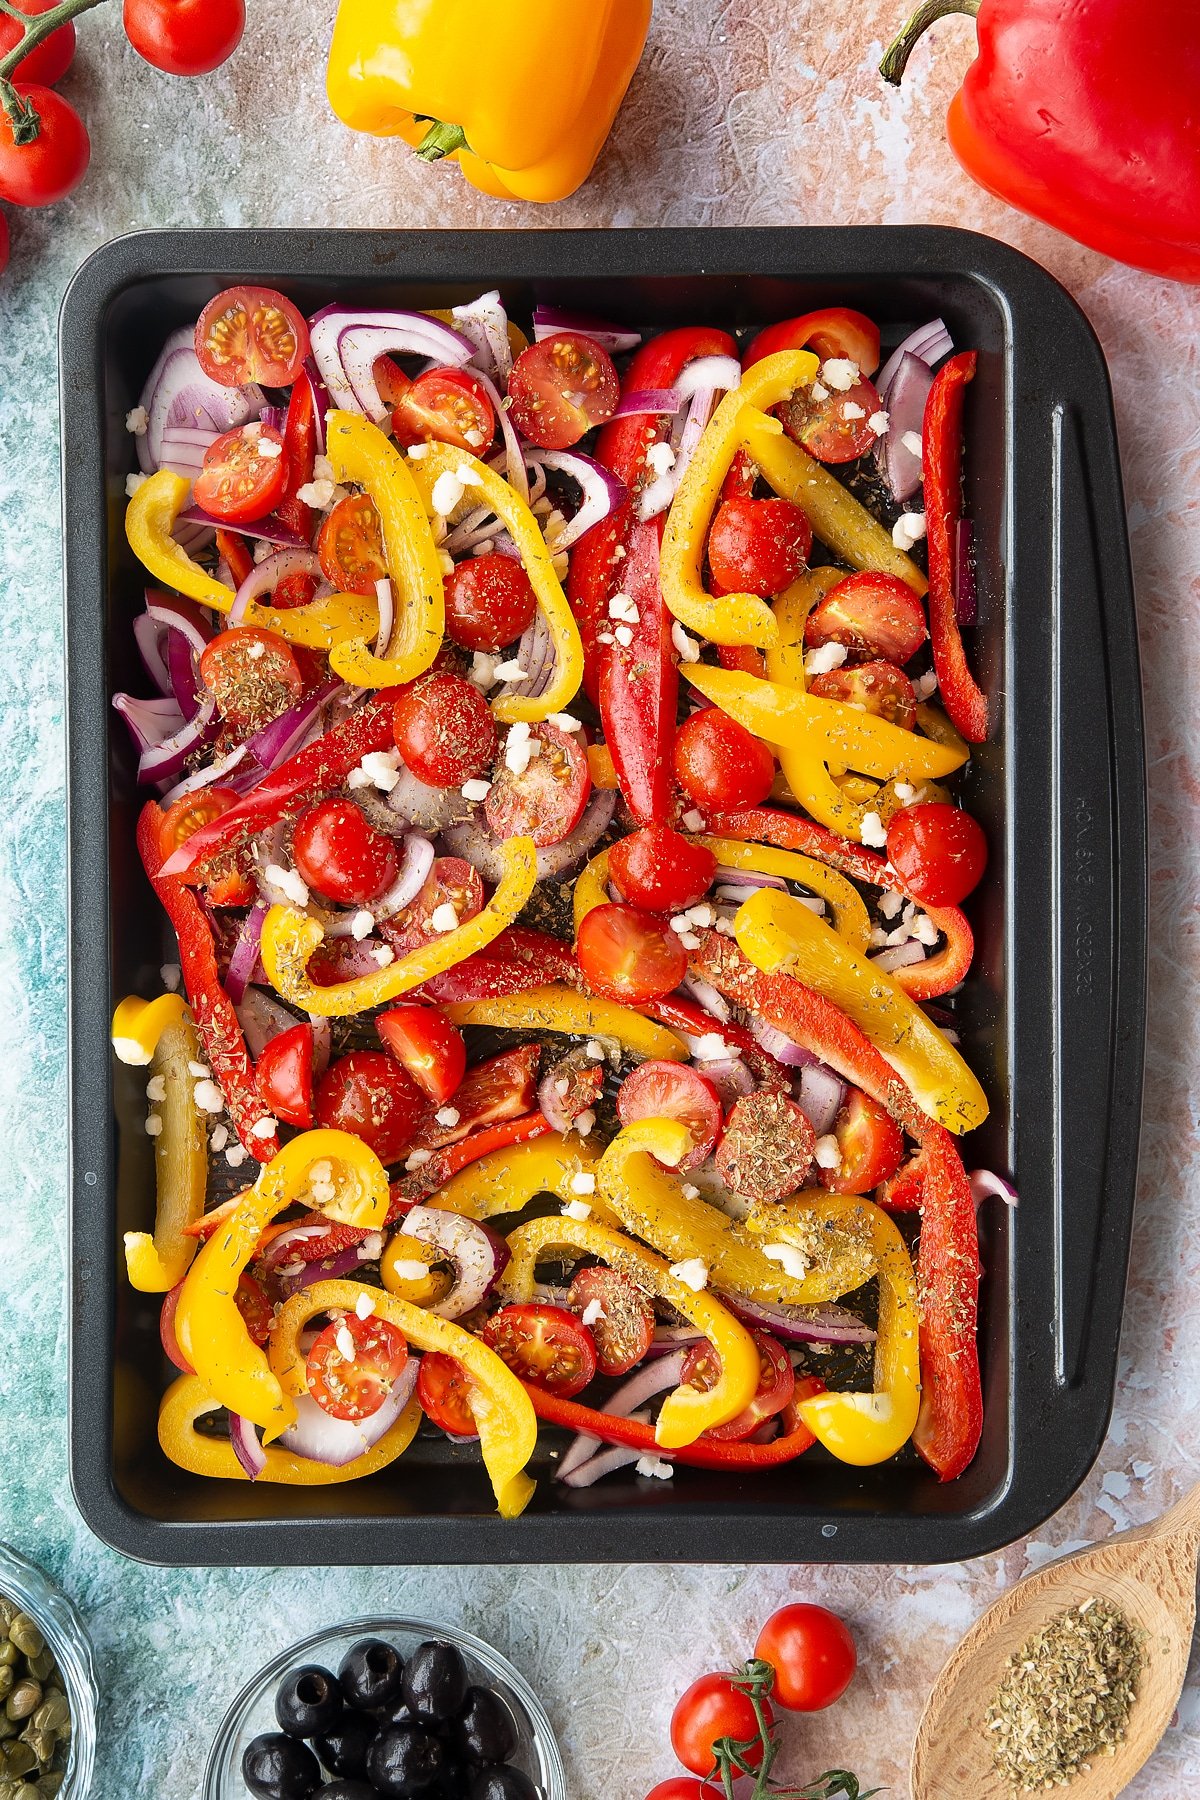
(0, 0), (109, 142)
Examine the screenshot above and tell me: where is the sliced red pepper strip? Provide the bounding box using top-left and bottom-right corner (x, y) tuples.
(137, 803), (280, 1163)
(689, 929), (982, 1482)
(598, 515), (678, 825)
(642, 993), (789, 1092)
(215, 528), (255, 587)
(389, 1114), (552, 1208)
(526, 1376), (825, 1468)
(925, 352), (987, 744)
(417, 926), (582, 1003)
(273, 378), (320, 608)
(706, 806), (974, 1000)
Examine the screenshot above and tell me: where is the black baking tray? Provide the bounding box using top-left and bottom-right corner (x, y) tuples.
(61, 227), (1145, 1566)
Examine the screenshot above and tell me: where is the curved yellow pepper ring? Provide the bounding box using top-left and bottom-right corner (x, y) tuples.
(765, 567), (846, 691)
(269, 1281), (538, 1518)
(260, 837), (537, 1019)
(409, 443), (584, 721)
(175, 1130), (389, 1442)
(572, 846), (611, 938)
(111, 991), (188, 1066)
(699, 835), (871, 951)
(796, 1202), (921, 1466)
(157, 1374), (423, 1484)
(439, 984), (686, 1064)
(660, 350), (819, 648)
(380, 1236), (455, 1308)
(733, 887), (988, 1134)
(433, 1133), (617, 1226)
(500, 1212), (759, 1448)
(324, 411), (446, 687)
(124, 471), (378, 651)
(123, 1010), (207, 1292)
(740, 1193), (881, 1305)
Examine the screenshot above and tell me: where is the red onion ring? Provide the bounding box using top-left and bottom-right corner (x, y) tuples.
(112, 692), (184, 755)
(451, 289), (513, 384)
(374, 833), (436, 918)
(557, 1351), (688, 1481)
(969, 1168), (1018, 1208)
(235, 987), (300, 1058)
(522, 448), (626, 552)
(726, 1293), (876, 1345)
(178, 505), (310, 550)
(224, 903), (268, 1006)
(157, 735), (246, 805)
(472, 365), (529, 502)
(399, 1208), (510, 1319)
(613, 388), (681, 419)
(230, 549), (323, 626)
(277, 1359), (420, 1468)
(229, 1413), (267, 1481)
(308, 305), (474, 415)
(796, 1063), (846, 1136)
(337, 319), (474, 422)
(875, 318), (954, 399)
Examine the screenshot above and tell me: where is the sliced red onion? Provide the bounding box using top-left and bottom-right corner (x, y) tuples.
(225, 903), (267, 1005)
(560, 1441), (650, 1487)
(613, 388), (680, 419)
(135, 695), (219, 786)
(876, 352), (933, 502)
(309, 305), (474, 415)
(374, 833), (436, 918)
(713, 867), (788, 900)
(159, 738), (248, 806)
(797, 1063), (846, 1137)
(452, 289), (513, 384)
(875, 318), (954, 399)
(140, 332), (264, 474)
(173, 517), (215, 558)
(969, 1168), (1018, 1208)
(240, 679), (343, 779)
(178, 504), (310, 550)
(749, 1016), (817, 1068)
(337, 320), (474, 423)
(236, 987), (300, 1058)
(531, 306), (641, 353)
(955, 517), (977, 626)
(443, 504), (498, 554)
(372, 577), (395, 659)
(133, 611), (174, 697)
(504, 609), (556, 702)
(637, 387), (717, 522)
(229, 1413), (267, 1481)
(676, 355), (742, 398)
(230, 548), (323, 626)
(145, 594), (213, 717)
(472, 365), (528, 502)
(259, 404), (285, 434)
(158, 424), (217, 479)
(309, 1015), (332, 1077)
(557, 1352), (687, 1481)
(278, 1242), (379, 1297)
(703, 1056), (756, 1108)
(399, 1208), (509, 1319)
(278, 1358), (419, 1468)
(135, 326), (190, 472)
(726, 1294), (876, 1345)
(871, 941), (927, 974)
(260, 1223), (331, 1268)
(113, 693), (184, 757)
(647, 1324), (705, 1356)
(387, 768), (468, 834)
(301, 357), (332, 454)
(442, 787), (618, 884)
(678, 975), (730, 1024)
(523, 449), (626, 553)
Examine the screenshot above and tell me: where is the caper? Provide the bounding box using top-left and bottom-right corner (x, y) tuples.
(30, 1696), (66, 1740)
(0, 1746), (34, 1780)
(12, 1786), (40, 1800)
(4, 1686), (39, 1726)
(0, 1673), (12, 1706)
(7, 1623), (41, 1663)
(0, 1717), (16, 1742)
(34, 1778), (63, 1800)
(0, 1648), (15, 1673)
(17, 1730), (51, 1769)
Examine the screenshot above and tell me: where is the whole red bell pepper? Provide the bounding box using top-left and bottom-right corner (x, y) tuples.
(526, 1378), (825, 1468)
(880, 0), (1200, 284)
(923, 353), (988, 744)
(742, 308), (881, 374)
(137, 802), (280, 1163)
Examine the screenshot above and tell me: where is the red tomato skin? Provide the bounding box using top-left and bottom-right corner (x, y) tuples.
(754, 1604), (857, 1712)
(566, 1268), (655, 1378)
(317, 493), (386, 597)
(782, 373), (882, 463)
(684, 1331), (794, 1442)
(808, 660), (917, 730)
(306, 1313), (408, 1421)
(292, 797), (399, 907)
(254, 1022), (316, 1129)
(708, 497), (812, 598)
(674, 708), (776, 812)
(376, 1004), (467, 1105)
(124, 0), (244, 74)
(608, 823), (717, 914)
(644, 1783), (722, 1800)
(576, 903), (689, 1005)
(805, 571), (928, 665)
(0, 86), (89, 207)
(886, 802), (988, 907)
(444, 554), (538, 652)
(616, 1061), (723, 1170)
(314, 1049), (429, 1165)
(484, 721), (591, 848)
(481, 1303), (598, 1399)
(193, 427), (287, 524)
(0, 0), (75, 84)
(381, 856), (485, 961)
(417, 1352), (478, 1438)
(818, 1088), (905, 1194)
(393, 673), (496, 787)
(670, 1674), (771, 1776)
(507, 332), (620, 450)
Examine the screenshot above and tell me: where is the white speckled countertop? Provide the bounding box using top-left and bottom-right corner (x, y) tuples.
(1, 2), (1198, 1794)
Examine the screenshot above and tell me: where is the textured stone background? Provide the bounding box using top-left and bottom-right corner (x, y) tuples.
(1, 1), (1199, 1794)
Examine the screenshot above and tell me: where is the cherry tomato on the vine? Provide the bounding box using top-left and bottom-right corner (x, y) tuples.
(886, 802), (988, 907)
(443, 554), (538, 652)
(0, 85), (89, 207)
(674, 707), (776, 812)
(805, 571), (928, 665)
(313, 1049), (429, 1165)
(708, 497), (812, 598)
(0, 0), (75, 85)
(124, 0), (245, 75)
(195, 283), (307, 387)
(507, 331), (619, 449)
(754, 1603), (857, 1712)
(670, 1673), (772, 1777)
(390, 366), (495, 453)
(393, 673), (496, 787)
(576, 903), (688, 1005)
(608, 823), (716, 914)
(292, 797), (399, 907)
(306, 1313), (408, 1422)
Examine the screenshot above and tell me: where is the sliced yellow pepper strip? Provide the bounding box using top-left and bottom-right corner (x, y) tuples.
(434, 1133), (617, 1226)
(410, 443), (583, 721)
(740, 1193), (881, 1305)
(261, 837), (537, 1019)
(380, 1237), (452, 1308)
(158, 1375), (423, 1484)
(660, 350), (819, 647)
(699, 834), (871, 950)
(733, 888), (988, 1134)
(742, 412), (928, 595)
(500, 1214), (759, 1447)
(440, 984), (686, 1063)
(586, 743), (619, 789)
(111, 991), (188, 1066)
(123, 1011), (207, 1292)
(572, 847), (611, 937)
(124, 471), (378, 650)
(796, 1202), (921, 1465)
(765, 567), (846, 691)
(324, 411), (446, 687)
(175, 1130), (389, 1442)
(270, 1281), (538, 1518)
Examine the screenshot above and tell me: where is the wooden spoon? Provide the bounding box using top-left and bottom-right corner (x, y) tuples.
(911, 1483), (1200, 1800)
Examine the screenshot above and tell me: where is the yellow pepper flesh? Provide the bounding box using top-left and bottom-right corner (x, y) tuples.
(699, 835), (871, 950)
(123, 1011), (207, 1292)
(158, 1374), (423, 1484)
(764, 568), (845, 691)
(433, 1133), (617, 1227)
(439, 985), (686, 1064)
(572, 847), (612, 938)
(111, 991), (188, 1066)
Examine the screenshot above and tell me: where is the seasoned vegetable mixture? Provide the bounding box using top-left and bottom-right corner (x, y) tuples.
(112, 284), (1003, 1515)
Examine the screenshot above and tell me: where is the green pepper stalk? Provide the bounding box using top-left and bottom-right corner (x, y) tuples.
(705, 1658), (881, 1800)
(0, 0), (109, 142)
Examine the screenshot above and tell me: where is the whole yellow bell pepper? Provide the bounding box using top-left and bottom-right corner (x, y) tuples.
(270, 1281), (538, 1518)
(324, 412), (445, 689)
(261, 837), (537, 1018)
(500, 1213), (759, 1448)
(434, 1133), (617, 1227)
(733, 887), (988, 1135)
(326, 0), (652, 204)
(125, 472), (378, 651)
(123, 1008), (207, 1292)
(175, 1131), (390, 1441)
(440, 985), (686, 1063)
(158, 1373), (423, 1484)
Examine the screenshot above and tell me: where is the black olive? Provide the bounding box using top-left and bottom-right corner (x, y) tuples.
(468, 1770), (538, 1800)
(401, 1642), (468, 1724)
(315, 1712), (378, 1779)
(339, 1638), (407, 1713)
(367, 1723), (445, 1797)
(377, 1697), (415, 1729)
(312, 1785), (380, 1800)
(452, 1689), (517, 1767)
(435, 1755), (471, 1799)
(276, 1665), (346, 1738)
(242, 1730), (322, 1800)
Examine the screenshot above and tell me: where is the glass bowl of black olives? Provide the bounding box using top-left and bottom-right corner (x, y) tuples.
(203, 1619), (566, 1800)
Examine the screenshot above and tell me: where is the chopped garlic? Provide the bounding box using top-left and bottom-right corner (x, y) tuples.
(570, 1171), (597, 1195)
(892, 511), (927, 552)
(821, 358), (859, 392)
(636, 1456), (674, 1481)
(813, 1135), (841, 1170)
(868, 410), (890, 436)
(435, 1106), (461, 1128)
(390, 1258), (431, 1282)
(804, 642), (849, 676)
(145, 1075), (166, 1103)
(125, 405), (149, 435)
(335, 1324), (357, 1363)
(429, 902), (459, 934)
(562, 1199), (593, 1221)
(762, 1242), (810, 1279)
(355, 1292), (377, 1320)
(860, 811), (888, 848)
(581, 1299), (606, 1328)
(360, 748), (403, 791)
(250, 1116), (278, 1139)
(669, 1258), (709, 1292)
(351, 910), (375, 941)
(112, 1037), (151, 1067)
(145, 1113), (163, 1137)
(901, 430), (923, 457)
(160, 962), (181, 990)
(671, 621), (700, 663)
(193, 1079), (225, 1114)
(431, 470), (465, 515)
(461, 777), (492, 802)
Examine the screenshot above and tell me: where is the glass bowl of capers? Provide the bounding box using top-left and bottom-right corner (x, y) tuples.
(0, 1543), (96, 1800)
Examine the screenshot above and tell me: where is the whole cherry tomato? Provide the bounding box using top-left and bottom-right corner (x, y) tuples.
(674, 708), (776, 812)
(708, 497), (812, 597)
(754, 1603), (857, 1712)
(292, 797), (400, 907)
(670, 1673), (771, 1777)
(608, 823), (716, 914)
(0, 85), (89, 207)
(393, 673), (496, 787)
(444, 554), (538, 652)
(0, 0), (75, 84)
(886, 802), (988, 906)
(124, 0), (245, 78)
(314, 1049), (429, 1164)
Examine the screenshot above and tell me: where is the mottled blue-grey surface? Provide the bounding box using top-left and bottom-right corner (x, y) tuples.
(3, 3), (1200, 1796)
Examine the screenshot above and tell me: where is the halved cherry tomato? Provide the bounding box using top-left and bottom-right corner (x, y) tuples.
(195, 285), (309, 388)
(481, 1303), (597, 1399)
(683, 1330), (794, 1442)
(809, 660), (917, 730)
(206, 863), (257, 908)
(781, 372), (882, 464)
(417, 1351), (478, 1438)
(409, 1045), (540, 1149)
(616, 1061), (723, 1170)
(805, 571), (928, 664)
(708, 497), (812, 598)
(376, 1004), (466, 1106)
(507, 332), (619, 450)
(254, 1022), (316, 1129)
(485, 721), (591, 848)
(671, 1674), (772, 1777)
(390, 366), (495, 453)
(886, 802), (988, 907)
(567, 1267), (656, 1378)
(306, 1312), (409, 1421)
(743, 308), (881, 375)
(720, 446), (758, 504)
(608, 823), (716, 915)
(381, 856), (485, 961)
(235, 1271), (275, 1347)
(157, 786), (242, 864)
(817, 1088), (904, 1195)
(317, 493), (388, 598)
(714, 1090), (816, 1202)
(444, 554), (538, 652)
(193, 425), (287, 524)
(292, 797), (399, 907)
(393, 673), (496, 787)
(313, 1049), (429, 1165)
(674, 708), (776, 812)
(754, 1603), (857, 1712)
(576, 903), (689, 1006)
(198, 626), (303, 730)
